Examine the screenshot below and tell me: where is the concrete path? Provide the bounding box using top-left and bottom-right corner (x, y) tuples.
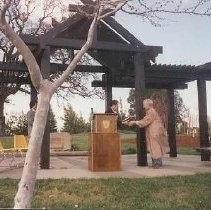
(0, 154), (210, 179)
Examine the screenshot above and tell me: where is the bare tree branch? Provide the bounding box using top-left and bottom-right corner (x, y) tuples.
(0, 1), (43, 90)
(122, 0), (211, 26)
(99, 0), (128, 19)
(51, 4), (102, 93)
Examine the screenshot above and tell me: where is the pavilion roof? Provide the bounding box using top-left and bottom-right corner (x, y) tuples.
(0, 5), (211, 89)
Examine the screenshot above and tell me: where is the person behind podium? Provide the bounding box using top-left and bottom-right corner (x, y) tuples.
(105, 100), (119, 114)
(27, 99), (37, 140)
(123, 99), (169, 168)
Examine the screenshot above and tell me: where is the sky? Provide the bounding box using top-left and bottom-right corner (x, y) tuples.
(4, 5), (211, 129)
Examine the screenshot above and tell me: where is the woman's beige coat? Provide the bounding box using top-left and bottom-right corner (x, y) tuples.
(135, 108), (169, 159)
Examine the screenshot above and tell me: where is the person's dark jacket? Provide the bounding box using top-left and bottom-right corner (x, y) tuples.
(105, 107), (115, 114)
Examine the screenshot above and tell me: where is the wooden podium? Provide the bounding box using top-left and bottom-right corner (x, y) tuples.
(88, 113), (121, 172)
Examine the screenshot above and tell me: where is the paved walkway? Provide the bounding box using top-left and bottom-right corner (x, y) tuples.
(0, 154), (210, 179)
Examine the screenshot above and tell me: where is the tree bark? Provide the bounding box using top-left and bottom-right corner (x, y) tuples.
(14, 80), (52, 208)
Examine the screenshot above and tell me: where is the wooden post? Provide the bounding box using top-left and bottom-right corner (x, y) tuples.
(197, 79), (210, 161)
(0, 116), (5, 137)
(40, 47), (51, 169)
(167, 89), (177, 157)
(104, 72), (112, 111)
(134, 53), (147, 166)
(30, 85), (37, 102)
(0, 96), (6, 137)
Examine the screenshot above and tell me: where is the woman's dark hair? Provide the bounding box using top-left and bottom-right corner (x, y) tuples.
(111, 100), (118, 106)
(30, 100), (37, 109)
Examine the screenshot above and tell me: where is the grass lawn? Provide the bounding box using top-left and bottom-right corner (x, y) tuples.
(177, 147), (199, 155)
(72, 132), (199, 155)
(1, 132), (200, 155)
(0, 173), (210, 209)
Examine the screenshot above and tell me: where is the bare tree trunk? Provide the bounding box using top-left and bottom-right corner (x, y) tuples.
(14, 81), (52, 208)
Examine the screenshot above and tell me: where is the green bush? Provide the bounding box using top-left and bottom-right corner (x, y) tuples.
(122, 147), (137, 155)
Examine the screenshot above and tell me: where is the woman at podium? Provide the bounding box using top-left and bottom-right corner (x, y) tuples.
(123, 99), (169, 169)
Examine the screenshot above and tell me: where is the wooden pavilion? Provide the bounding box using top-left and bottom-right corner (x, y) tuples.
(0, 2), (210, 169)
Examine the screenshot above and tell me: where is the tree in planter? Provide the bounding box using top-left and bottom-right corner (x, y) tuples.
(0, 0), (127, 208)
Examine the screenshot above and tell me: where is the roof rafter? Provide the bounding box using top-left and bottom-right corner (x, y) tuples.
(91, 80), (188, 89)
(21, 34), (157, 53)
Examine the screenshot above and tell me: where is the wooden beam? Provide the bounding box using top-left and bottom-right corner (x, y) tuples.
(0, 62), (107, 73)
(91, 80), (188, 89)
(0, 116), (5, 137)
(0, 62), (28, 71)
(104, 17), (145, 47)
(103, 17), (163, 61)
(80, 0), (94, 5)
(21, 35), (147, 53)
(30, 85), (37, 102)
(0, 76), (30, 84)
(20, 34), (41, 45)
(47, 38), (145, 52)
(197, 79), (210, 161)
(134, 53), (147, 166)
(98, 21), (126, 44)
(145, 66), (196, 80)
(44, 14), (84, 39)
(50, 63), (107, 73)
(167, 89), (177, 157)
(103, 72), (112, 111)
(69, 4), (94, 13)
(89, 51), (125, 74)
(195, 69), (211, 81)
(69, 4), (112, 15)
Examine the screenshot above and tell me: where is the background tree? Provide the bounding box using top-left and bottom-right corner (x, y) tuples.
(208, 117), (211, 139)
(5, 111), (28, 135)
(4, 106), (57, 135)
(61, 104), (87, 134)
(49, 106), (57, 133)
(127, 89), (188, 128)
(0, 85), (20, 136)
(174, 91), (188, 126)
(50, 49), (104, 99)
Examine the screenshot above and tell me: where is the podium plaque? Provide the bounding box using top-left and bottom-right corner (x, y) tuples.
(88, 113), (121, 172)
(92, 113), (118, 133)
